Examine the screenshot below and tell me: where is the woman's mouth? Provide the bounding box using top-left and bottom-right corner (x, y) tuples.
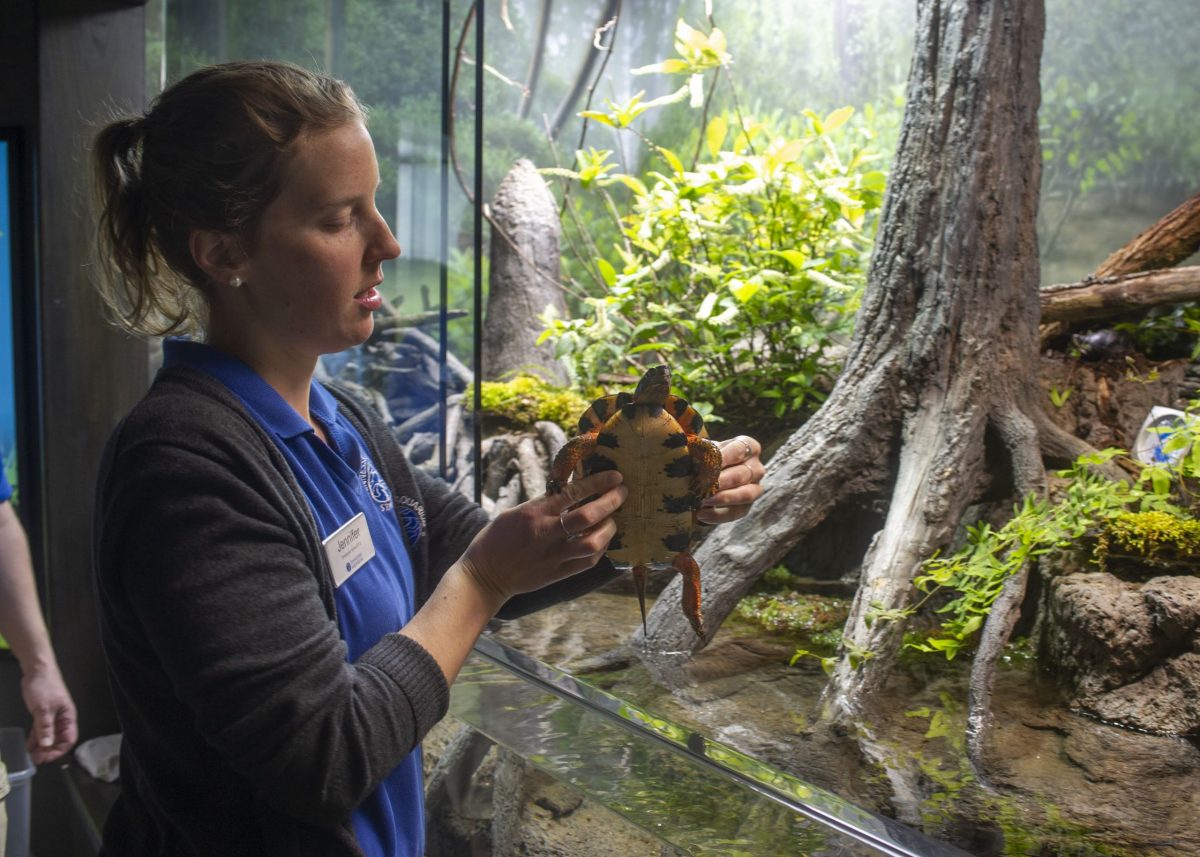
(354, 287), (382, 311)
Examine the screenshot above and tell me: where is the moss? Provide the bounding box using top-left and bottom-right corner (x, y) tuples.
(471, 375), (593, 433)
(734, 591), (849, 637)
(1093, 509), (1200, 571)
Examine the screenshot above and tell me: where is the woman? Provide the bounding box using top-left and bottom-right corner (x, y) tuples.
(90, 60), (764, 857)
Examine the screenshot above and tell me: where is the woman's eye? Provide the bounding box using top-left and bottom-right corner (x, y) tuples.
(323, 219), (350, 232)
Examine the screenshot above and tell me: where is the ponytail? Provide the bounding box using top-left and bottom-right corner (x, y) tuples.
(91, 115), (204, 337)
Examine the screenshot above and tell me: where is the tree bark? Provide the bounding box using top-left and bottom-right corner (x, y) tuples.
(638, 0), (1049, 751)
(482, 159), (569, 383)
(1094, 189), (1200, 278)
(1040, 189), (1200, 345)
(1039, 265), (1200, 324)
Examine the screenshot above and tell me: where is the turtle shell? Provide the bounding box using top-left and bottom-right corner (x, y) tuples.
(579, 392), (710, 569)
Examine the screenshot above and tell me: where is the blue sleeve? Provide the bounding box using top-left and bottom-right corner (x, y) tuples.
(0, 468), (11, 504)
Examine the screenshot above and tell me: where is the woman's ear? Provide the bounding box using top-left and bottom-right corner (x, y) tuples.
(189, 230), (246, 288)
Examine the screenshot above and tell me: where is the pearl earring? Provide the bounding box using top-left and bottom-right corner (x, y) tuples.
(230, 276), (243, 289)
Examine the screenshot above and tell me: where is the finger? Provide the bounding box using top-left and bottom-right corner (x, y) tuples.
(697, 501), (755, 525)
(32, 708), (56, 750)
(719, 435), (759, 465)
(705, 459), (764, 502)
(555, 469), (623, 510)
(562, 518), (619, 564)
(558, 486), (626, 544)
(701, 479), (764, 512)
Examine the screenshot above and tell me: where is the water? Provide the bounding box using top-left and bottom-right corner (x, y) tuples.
(451, 636), (972, 856)
(484, 583), (1200, 856)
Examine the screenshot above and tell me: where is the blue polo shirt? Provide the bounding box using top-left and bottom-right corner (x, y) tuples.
(163, 340), (423, 857)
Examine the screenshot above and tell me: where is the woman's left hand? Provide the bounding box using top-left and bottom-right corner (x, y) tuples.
(698, 435), (765, 525)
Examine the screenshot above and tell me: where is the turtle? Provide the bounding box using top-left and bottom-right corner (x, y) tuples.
(546, 364), (724, 637)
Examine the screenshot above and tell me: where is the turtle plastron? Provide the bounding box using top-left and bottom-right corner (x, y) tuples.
(547, 365), (722, 639)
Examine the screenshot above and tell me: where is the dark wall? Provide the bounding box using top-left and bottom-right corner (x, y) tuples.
(3, 1), (149, 853)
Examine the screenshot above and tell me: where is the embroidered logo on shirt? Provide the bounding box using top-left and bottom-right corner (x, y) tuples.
(395, 495), (426, 545)
(358, 458), (394, 512)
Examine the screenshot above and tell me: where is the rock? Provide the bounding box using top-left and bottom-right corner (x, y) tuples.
(1040, 571), (1200, 734)
(1089, 652), (1200, 735)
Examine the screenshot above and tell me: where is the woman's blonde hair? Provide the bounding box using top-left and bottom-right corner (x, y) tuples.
(91, 60), (365, 337)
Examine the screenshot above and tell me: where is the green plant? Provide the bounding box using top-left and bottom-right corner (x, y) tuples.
(1048, 385), (1073, 408)
(539, 18), (885, 434)
(471, 375), (593, 432)
(892, 439), (1195, 661)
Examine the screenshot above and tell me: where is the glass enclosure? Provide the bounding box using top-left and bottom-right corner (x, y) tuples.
(149, 1), (1200, 853)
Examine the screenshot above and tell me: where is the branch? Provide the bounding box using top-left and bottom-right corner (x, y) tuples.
(1094, 189), (1200, 278)
(1039, 265), (1200, 324)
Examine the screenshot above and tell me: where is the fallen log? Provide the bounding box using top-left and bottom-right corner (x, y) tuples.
(1094, 190), (1200, 278)
(1040, 265), (1200, 325)
(1041, 189), (1200, 345)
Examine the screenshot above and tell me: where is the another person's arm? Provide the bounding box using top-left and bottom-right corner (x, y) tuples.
(0, 500), (78, 763)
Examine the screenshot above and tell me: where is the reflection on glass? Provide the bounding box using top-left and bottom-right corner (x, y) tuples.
(453, 635), (972, 857)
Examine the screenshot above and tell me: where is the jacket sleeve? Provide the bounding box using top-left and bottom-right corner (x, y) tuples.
(96, 407), (447, 826)
(335, 384), (624, 620)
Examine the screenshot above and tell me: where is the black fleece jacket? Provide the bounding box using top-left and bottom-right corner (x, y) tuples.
(93, 367), (617, 856)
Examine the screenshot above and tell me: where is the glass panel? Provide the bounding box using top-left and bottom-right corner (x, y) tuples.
(156, 0), (478, 487)
(453, 636), (972, 857)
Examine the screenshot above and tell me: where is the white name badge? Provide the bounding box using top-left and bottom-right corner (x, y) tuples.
(323, 512), (376, 588)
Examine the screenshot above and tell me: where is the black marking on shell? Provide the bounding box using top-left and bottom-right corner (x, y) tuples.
(661, 493), (696, 514)
(662, 531), (691, 552)
(608, 533), (624, 551)
(664, 457), (693, 478)
(583, 452), (619, 473)
(662, 431), (688, 449)
(666, 398), (689, 419)
(597, 432), (620, 449)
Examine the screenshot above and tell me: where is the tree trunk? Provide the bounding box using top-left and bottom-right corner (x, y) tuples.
(547, 0), (619, 140)
(517, 0), (553, 120)
(639, 0), (1052, 740)
(482, 159), (569, 384)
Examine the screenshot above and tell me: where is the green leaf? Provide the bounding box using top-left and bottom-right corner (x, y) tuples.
(578, 110), (615, 126)
(822, 106), (854, 134)
(606, 174), (649, 196)
(728, 278), (763, 303)
(769, 249), (808, 271)
(596, 258), (617, 287)
(659, 147), (685, 175)
(705, 115), (728, 159)
(697, 291), (719, 321)
(631, 58), (690, 76)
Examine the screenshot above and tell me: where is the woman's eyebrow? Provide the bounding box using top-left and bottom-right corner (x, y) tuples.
(315, 182), (384, 210)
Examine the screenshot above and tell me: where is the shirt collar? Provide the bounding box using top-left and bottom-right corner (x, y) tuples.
(163, 339), (331, 441)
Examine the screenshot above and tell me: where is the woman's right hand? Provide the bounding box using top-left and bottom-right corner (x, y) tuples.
(458, 470), (626, 605)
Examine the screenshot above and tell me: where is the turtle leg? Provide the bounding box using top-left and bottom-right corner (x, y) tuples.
(632, 565), (649, 634)
(687, 436), (724, 504)
(672, 552), (705, 639)
(546, 433), (597, 494)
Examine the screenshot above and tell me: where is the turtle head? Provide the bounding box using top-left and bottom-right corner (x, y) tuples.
(633, 364), (671, 404)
